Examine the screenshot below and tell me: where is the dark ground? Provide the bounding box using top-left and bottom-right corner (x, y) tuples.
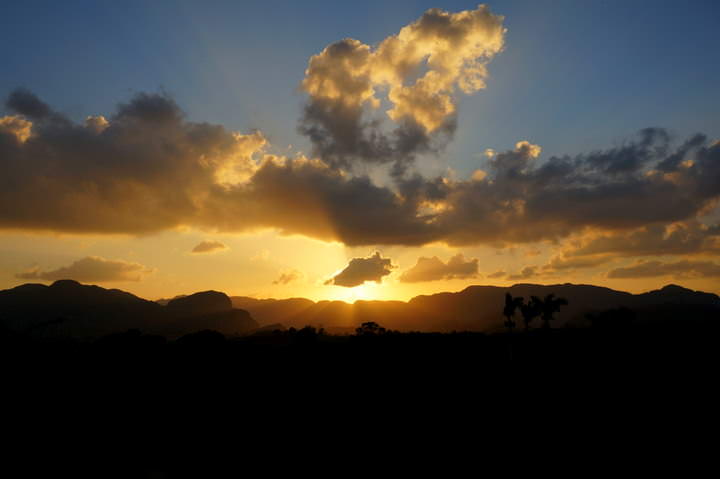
(3, 318), (718, 477)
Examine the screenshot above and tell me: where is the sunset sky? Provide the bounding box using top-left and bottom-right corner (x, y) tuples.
(1, 0), (719, 301)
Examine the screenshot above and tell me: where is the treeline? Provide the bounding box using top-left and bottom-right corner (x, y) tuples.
(3, 312), (720, 368)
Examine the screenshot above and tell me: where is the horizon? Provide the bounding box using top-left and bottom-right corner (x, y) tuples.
(1, 1), (719, 302)
(4, 277), (707, 305)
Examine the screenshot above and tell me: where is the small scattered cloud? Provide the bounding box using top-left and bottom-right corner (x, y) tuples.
(326, 252), (394, 287)
(250, 249), (271, 262)
(273, 269), (303, 285)
(15, 256), (154, 283)
(487, 271), (506, 279)
(191, 240), (229, 254)
(399, 253), (478, 283)
(507, 266), (539, 281)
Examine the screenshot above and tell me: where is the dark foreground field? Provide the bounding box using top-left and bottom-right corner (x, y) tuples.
(4, 319), (718, 477)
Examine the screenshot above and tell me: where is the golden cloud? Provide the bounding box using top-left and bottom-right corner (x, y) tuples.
(16, 256), (154, 283)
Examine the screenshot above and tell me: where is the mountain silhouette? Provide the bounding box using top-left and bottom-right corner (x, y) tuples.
(0, 280), (257, 338)
(233, 283), (719, 332)
(166, 291), (231, 316)
(162, 291), (258, 337)
(1, 280), (717, 338)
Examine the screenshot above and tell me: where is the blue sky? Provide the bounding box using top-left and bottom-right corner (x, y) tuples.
(1, 1), (720, 299)
(2, 0), (719, 169)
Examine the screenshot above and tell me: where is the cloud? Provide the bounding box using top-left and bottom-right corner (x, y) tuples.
(0, 115), (32, 142)
(430, 130), (720, 245)
(542, 254), (612, 272)
(15, 256), (154, 283)
(564, 221), (720, 259)
(6, 88), (54, 119)
(198, 156), (439, 245)
(507, 266), (539, 281)
(487, 271), (507, 279)
(299, 5), (505, 173)
(399, 253), (478, 282)
(250, 249), (270, 262)
(273, 269), (303, 285)
(326, 252), (394, 287)
(607, 260), (720, 279)
(1, 88), (719, 251)
(527, 220), (720, 274)
(191, 240), (228, 254)
(0, 90), (266, 235)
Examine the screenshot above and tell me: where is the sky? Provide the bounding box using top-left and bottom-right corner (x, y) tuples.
(1, 0), (719, 301)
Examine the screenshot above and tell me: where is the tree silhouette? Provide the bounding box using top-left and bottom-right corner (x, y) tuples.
(294, 325), (321, 344)
(503, 293), (523, 333)
(355, 321), (386, 336)
(539, 294), (568, 329)
(519, 296), (543, 331)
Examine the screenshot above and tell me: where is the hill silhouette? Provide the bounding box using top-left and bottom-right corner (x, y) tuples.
(0, 280), (717, 339)
(0, 280), (257, 338)
(232, 283), (719, 332)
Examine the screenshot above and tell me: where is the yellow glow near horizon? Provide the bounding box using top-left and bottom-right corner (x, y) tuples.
(324, 283), (379, 303)
(1, 228), (720, 304)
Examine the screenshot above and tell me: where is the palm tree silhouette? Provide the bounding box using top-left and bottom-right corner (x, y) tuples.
(503, 293), (523, 333)
(519, 296), (543, 331)
(539, 293), (568, 329)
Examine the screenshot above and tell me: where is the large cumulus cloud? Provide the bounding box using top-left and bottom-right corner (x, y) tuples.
(299, 5), (505, 174)
(431, 131), (720, 245)
(0, 90), (266, 234)
(1, 5), (719, 255)
(1, 88), (719, 251)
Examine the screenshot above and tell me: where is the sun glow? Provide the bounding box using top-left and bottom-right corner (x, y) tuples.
(326, 283), (379, 303)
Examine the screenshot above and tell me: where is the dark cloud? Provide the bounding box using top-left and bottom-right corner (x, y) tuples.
(15, 256), (153, 283)
(0, 89), (264, 234)
(565, 221), (720, 258)
(1, 88), (719, 250)
(299, 96), (455, 176)
(326, 252), (394, 287)
(542, 255), (612, 272)
(608, 260), (720, 279)
(191, 240), (228, 254)
(433, 133), (720, 245)
(6, 88), (53, 119)
(115, 92), (183, 124)
(399, 254), (478, 282)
